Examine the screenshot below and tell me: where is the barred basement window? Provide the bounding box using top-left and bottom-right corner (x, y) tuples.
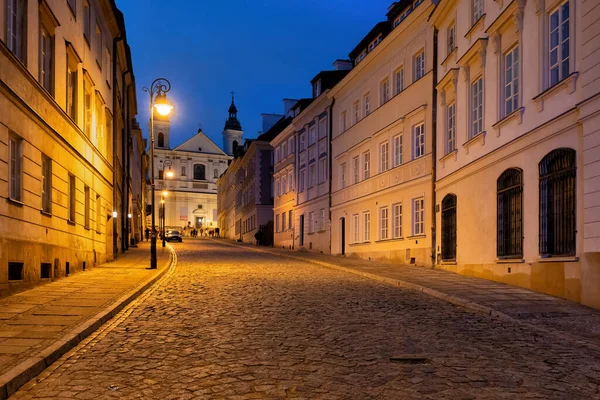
(497, 169), (523, 258)
(441, 194), (457, 261)
(8, 262), (23, 281)
(539, 148), (576, 257)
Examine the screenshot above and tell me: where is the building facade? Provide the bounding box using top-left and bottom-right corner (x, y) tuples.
(330, 0), (436, 265)
(430, 0), (600, 307)
(0, 0), (136, 295)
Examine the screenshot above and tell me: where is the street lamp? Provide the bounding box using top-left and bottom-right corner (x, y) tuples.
(164, 160), (174, 179)
(161, 195), (167, 248)
(142, 78), (173, 269)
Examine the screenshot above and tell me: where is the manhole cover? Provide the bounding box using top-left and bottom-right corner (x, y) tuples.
(389, 356), (431, 365)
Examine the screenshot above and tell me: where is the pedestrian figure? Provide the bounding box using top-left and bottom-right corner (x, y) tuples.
(145, 228), (150, 241)
(199, 228), (204, 237)
(215, 227), (220, 238)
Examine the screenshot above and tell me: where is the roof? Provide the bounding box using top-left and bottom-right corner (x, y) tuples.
(310, 70), (351, 93)
(173, 129), (227, 156)
(256, 116), (293, 142)
(348, 21), (391, 60)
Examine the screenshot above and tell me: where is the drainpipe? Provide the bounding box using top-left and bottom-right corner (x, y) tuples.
(328, 97), (336, 253)
(431, 27), (439, 268)
(112, 35), (124, 258)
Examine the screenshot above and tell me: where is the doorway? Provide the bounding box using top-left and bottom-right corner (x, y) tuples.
(299, 214), (305, 247)
(340, 217), (346, 255)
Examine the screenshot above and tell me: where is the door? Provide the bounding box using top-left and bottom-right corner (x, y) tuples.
(340, 217), (346, 255)
(299, 214), (305, 246)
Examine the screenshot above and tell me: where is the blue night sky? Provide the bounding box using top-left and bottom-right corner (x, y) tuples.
(116, 0), (392, 150)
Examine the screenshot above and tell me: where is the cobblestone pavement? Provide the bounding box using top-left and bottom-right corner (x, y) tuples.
(11, 240), (600, 399)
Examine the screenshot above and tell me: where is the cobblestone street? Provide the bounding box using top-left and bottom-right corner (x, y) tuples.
(11, 240), (600, 399)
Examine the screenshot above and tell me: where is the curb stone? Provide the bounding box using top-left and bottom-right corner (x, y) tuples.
(0, 245), (176, 400)
(213, 238), (600, 352)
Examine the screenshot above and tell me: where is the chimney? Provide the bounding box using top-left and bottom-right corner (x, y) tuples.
(283, 98), (299, 116)
(333, 59), (353, 71)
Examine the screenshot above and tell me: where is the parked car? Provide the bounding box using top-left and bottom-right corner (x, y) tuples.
(165, 230), (183, 242)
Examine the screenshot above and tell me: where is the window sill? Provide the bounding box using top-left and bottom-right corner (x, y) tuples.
(407, 234), (426, 239)
(374, 237), (404, 244)
(40, 210), (52, 217)
(440, 260), (457, 265)
(441, 47), (457, 67)
(439, 149), (457, 168)
(349, 241), (372, 247)
(532, 72), (578, 112)
(317, 230), (327, 233)
(84, 226), (90, 231)
(67, 220), (76, 226)
(536, 256), (579, 263)
(462, 131), (486, 154)
(7, 198), (24, 207)
(465, 14), (486, 40)
(492, 107), (524, 134)
(495, 258), (524, 264)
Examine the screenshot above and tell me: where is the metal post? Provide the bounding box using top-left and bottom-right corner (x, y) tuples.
(162, 198), (166, 248)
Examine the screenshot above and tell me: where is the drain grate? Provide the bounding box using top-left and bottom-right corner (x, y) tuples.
(389, 356), (431, 365)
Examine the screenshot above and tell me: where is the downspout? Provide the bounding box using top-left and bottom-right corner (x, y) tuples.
(431, 27), (439, 268)
(113, 35), (124, 258)
(122, 76), (131, 253)
(328, 97), (336, 254)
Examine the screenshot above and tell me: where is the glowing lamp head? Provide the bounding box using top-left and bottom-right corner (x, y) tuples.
(165, 170), (174, 179)
(127, 213), (132, 219)
(154, 93), (173, 116)
(162, 190), (168, 197)
(112, 211), (118, 218)
(160, 200), (165, 205)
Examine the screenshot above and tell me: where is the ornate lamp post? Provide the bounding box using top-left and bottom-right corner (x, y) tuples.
(161, 190), (168, 247)
(142, 79), (173, 269)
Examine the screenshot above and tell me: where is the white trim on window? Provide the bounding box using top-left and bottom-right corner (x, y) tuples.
(413, 123), (425, 159)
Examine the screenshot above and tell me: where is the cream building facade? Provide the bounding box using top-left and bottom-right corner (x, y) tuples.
(0, 0), (137, 295)
(430, 0), (600, 307)
(330, 0), (436, 265)
(272, 117), (297, 249)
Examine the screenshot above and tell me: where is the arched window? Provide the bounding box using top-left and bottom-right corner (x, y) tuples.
(539, 148), (576, 257)
(193, 164), (206, 181)
(214, 168), (219, 179)
(157, 132), (165, 148)
(497, 168), (523, 258)
(232, 140), (239, 154)
(441, 194), (457, 261)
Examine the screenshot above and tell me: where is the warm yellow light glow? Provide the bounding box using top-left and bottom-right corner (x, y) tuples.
(165, 170), (174, 179)
(162, 191), (168, 197)
(154, 93), (173, 116)
(160, 200), (165, 204)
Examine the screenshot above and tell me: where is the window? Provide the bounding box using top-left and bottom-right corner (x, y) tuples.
(8, 134), (23, 201)
(68, 175), (76, 223)
(84, 186), (90, 228)
(193, 164), (206, 180)
(341, 111), (347, 132)
(539, 148), (576, 257)
(275, 147), (280, 163)
(447, 103), (456, 154)
(363, 151), (370, 179)
(549, 2), (570, 86)
(314, 80), (321, 97)
(319, 118), (328, 139)
(504, 46), (519, 115)
(380, 207), (389, 240)
(83, 0), (91, 43)
(319, 158), (327, 183)
(497, 169), (523, 259)
(381, 78), (390, 105)
(8, 262), (23, 281)
(413, 123), (425, 159)
(275, 214), (280, 233)
(6, 0), (26, 62)
(447, 23), (456, 55)
(441, 194), (457, 260)
(353, 156), (360, 184)
(471, 77), (483, 138)
(95, 24), (102, 65)
(181, 166), (186, 176)
(104, 110), (112, 159)
(299, 168), (306, 192)
(105, 48), (111, 84)
(158, 132), (165, 148)
(309, 126), (317, 146)
(214, 168), (219, 179)
(41, 155), (52, 213)
(353, 101), (360, 124)
(320, 209), (325, 231)
(39, 25), (54, 94)
(158, 170), (164, 180)
(96, 194), (101, 233)
(352, 214), (360, 243)
(393, 134), (403, 167)
(94, 92), (105, 154)
(412, 197), (424, 235)
(282, 212), (286, 231)
(380, 141), (389, 173)
(274, 179), (280, 197)
(309, 164), (316, 187)
(66, 54), (78, 121)
(67, 0), (76, 14)
(282, 177), (287, 194)
(308, 212), (314, 234)
(473, 0), (483, 22)
(83, 78), (92, 138)
(288, 137), (295, 154)
(282, 141), (288, 157)
(288, 210), (293, 229)
(300, 133), (306, 151)
(340, 163), (346, 188)
(363, 212), (370, 242)
(364, 93), (371, 116)
(395, 67), (404, 95)
(414, 51), (425, 81)
(288, 171), (293, 191)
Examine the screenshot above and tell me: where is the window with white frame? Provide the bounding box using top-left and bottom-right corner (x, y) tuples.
(300, 133), (306, 151)
(319, 118), (327, 139)
(549, 2), (570, 87)
(392, 203), (402, 238)
(95, 24), (102, 65)
(83, 78), (93, 139)
(308, 212), (314, 233)
(320, 209), (325, 231)
(288, 210), (293, 229)
(84, 186), (90, 228)
(309, 126), (317, 146)
(471, 77), (483, 138)
(341, 111), (347, 132)
(105, 47), (111, 84)
(364, 93), (371, 117)
(319, 157), (327, 183)
(39, 25), (54, 94)
(447, 103), (456, 154)
(83, 0), (91, 43)
(473, 0), (483, 22)
(68, 174), (76, 223)
(448, 23), (456, 55)
(309, 164), (316, 187)
(363, 212), (371, 242)
(299, 168), (306, 191)
(413, 197), (424, 235)
(414, 51), (425, 81)
(8, 134), (23, 201)
(393, 134), (403, 167)
(352, 214), (360, 243)
(341, 163), (346, 188)
(353, 156), (360, 184)
(288, 137), (295, 154)
(275, 214), (280, 233)
(41, 154), (52, 213)
(6, 0), (26, 62)
(275, 147), (280, 163)
(353, 101), (360, 124)
(363, 151), (371, 179)
(96, 195), (102, 233)
(288, 171), (294, 191)
(380, 207), (389, 240)
(380, 141), (389, 172)
(413, 123), (425, 159)
(504, 46), (519, 115)
(282, 212), (286, 231)
(282, 141), (288, 157)
(66, 53), (78, 121)
(381, 78), (390, 105)
(275, 178), (280, 197)
(282, 176), (287, 194)
(395, 67), (404, 95)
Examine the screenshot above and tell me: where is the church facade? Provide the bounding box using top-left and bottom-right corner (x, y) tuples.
(149, 99), (239, 232)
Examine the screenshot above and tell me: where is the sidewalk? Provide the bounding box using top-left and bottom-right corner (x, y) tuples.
(0, 242), (173, 398)
(219, 239), (600, 348)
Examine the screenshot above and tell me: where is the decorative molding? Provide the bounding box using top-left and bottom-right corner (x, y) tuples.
(492, 107), (525, 136)
(439, 149), (458, 169)
(462, 131), (486, 154)
(532, 73), (578, 112)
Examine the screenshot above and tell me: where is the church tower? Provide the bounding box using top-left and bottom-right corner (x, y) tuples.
(222, 93), (243, 156)
(150, 111), (171, 150)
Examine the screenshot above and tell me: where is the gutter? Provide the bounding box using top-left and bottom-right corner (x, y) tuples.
(431, 27), (438, 267)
